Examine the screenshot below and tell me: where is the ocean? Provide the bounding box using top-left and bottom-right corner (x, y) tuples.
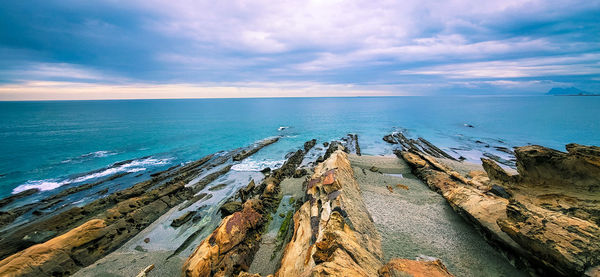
(0, 96), (599, 198)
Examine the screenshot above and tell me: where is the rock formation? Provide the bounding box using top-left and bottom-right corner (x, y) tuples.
(379, 258), (454, 277)
(183, 140), (316, 277)
(397, 141), (600, 277)
(276, 150), (383, 276)
(0, 138), (280, 276)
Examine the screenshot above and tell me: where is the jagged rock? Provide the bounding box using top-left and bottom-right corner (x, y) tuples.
(481, 158), (515, 183)
(323, 142), (329, 147)
(260, 167), (271, 174)
(238, 180), (256, 202)
(401, 142), (600, 276)
(220, 202), (242, 218)
(369, 166), (381, 173)
(383, 134), (396, 144)
(304, 139), (317, 153)
(182, 200), (265, 277)
(277, 150), (383, 276)
(379, 258), (454, 277)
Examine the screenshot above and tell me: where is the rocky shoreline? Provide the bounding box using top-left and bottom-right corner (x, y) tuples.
(385, 132), (600, 277)
(0, 132), (598, 276)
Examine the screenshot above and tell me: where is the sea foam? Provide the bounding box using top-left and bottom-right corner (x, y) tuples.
(231, 158), (285, 172)
(12, 157), (172, 194)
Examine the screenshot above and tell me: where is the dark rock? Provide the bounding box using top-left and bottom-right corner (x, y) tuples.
(220, 201), (243, 218)
(260, 167), (271, 174)
(238, 180), (255, 203)
(208, 183), (228, 191)
(144, 238), (150, 243)
(171, 211), (197, 227)
(304, 139), (317, 153)
(323, 142), (329, 147)
(464, 124), (474, 128)
(369, 166), (381, 173)
(0, 188), (39, 209)
(383, 134), (397, 144)
(323, 141), (343, 161)
(22, 230), (58, 244)
(316, 156), (324, 163)
(489, 185), (511, 199)
(233, 137), (280, 161)
(293, 168), (308, 178)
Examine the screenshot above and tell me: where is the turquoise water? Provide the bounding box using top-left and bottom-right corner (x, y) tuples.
(0, 96), (599, 198)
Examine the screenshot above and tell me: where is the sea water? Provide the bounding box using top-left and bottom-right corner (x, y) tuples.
(0, 96), (599, 198)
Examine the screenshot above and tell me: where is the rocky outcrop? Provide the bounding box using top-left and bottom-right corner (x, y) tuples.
(379, 258), (454, 277)
(491, 144), (600, 276)
(384, 132), (455, 160)
(0, 219), (107, 276)
(341, 133), (361, 155)
(233, 137), (280, 161)
(399, 141), (600, 277)
(183, 140), (315, 277)
(0, 138), (281, 276)
(182, 200), (266, 277)
(277, 150), (383, 276)
(0, 188), (38, 209)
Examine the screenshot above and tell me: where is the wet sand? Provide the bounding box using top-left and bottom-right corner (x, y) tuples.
(349, 154), (526, 277)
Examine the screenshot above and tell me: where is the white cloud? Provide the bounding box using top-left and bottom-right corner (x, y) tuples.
(396, 53), (600, 79)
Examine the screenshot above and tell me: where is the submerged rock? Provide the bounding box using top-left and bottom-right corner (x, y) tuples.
(171, 211), (197, 227)
(0, 188), (38, 209)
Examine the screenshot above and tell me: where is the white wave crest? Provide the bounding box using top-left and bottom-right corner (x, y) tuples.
(232, 159), (285, 172)
(13, 157), (172, 194)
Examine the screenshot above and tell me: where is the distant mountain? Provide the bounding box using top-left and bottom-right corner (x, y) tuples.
(546, 87), (598, 96)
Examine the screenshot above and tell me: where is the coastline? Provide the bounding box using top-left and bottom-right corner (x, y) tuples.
(0, 131), (598, 276)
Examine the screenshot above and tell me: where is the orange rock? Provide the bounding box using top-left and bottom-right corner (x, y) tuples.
(396, 184), (409, 190)
(182, 200), (264, 277)
(0, 219), (107, 276)
(379, 258), (454, 277)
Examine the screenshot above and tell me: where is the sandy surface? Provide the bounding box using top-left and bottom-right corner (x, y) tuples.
(349, 154), (526, 277)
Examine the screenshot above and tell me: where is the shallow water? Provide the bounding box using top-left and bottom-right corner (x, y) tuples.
(1, 96), (599, 198)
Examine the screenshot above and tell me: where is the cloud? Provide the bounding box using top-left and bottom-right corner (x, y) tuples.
(397, 53), (600, 79)
(0, 0), (599, 98)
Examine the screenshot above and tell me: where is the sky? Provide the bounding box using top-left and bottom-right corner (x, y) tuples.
(0, 0), (599, 100)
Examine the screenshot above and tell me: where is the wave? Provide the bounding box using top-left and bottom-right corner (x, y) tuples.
(13, 157), (172, 194)
(61, 150), (118, 163)
(278, 126), (289, 131)
(231, 158), (285, 172)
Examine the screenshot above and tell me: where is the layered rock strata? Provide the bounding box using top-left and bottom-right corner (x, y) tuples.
(182, 140), (315, 277)
(276, 149), (382, 276)
(0, 138), (279, 276)
(397, 141), (600, 277)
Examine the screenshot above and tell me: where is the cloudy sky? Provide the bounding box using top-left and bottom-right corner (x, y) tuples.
(0, 0), (599, 99)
